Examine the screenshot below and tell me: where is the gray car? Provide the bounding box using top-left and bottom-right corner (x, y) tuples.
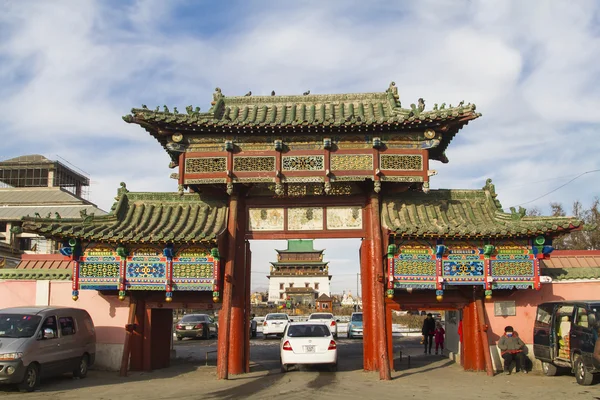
(175, 314), (218, 340)
(0, 306), (96, 392)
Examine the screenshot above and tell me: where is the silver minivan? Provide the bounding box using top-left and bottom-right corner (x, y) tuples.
(0, 306), (96, 392)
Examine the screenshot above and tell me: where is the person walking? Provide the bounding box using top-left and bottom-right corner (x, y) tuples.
(421, 313), (436, 354)
(434, 321), (445, 355)
(498, 325), (527, 375)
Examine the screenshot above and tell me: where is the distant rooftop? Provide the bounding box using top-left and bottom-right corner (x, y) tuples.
(276, 239), (324, 253)
(0, 155), (90, 198)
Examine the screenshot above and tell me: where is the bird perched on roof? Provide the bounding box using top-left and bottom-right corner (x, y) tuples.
(417, 98), (425, 112)
(303, 90), (310, 96)
(244, 91), (252, 96)
(141, 104), (148, 109)
(271, 90), (276, 96)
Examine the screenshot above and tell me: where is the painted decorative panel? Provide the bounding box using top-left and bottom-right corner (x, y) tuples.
(380, 155), (422, 170)
(233, 156), (275, 172)
(443, 261), (484, 276)
(282, 156), (324, 171)
(491, 260), (534, 277)
(392, 242), (436, 289)
(248, 208), (285, 231)
(185, 157), (227, 173)
(126, 247), (166, 290)
(78, 245), (119, 290)
(172, 247), (218, 292)
(288, 207), (324, 230)
(330, 155), (373, 171)
(326, 207), (363, 230)
(494, 239), (531, 260)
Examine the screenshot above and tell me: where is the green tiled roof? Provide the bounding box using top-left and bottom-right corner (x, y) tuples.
(542, 267), (600, 281)
(382, 182), (582, 238)
(0, 269), (71, 280)
(123, 84), (480, 163)
(277, 239), (322, 253)
(20, 187), (227, 244)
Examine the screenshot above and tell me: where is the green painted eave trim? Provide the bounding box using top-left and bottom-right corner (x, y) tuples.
(0, 269), (72, 281)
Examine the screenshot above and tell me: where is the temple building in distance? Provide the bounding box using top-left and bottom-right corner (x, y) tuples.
(267, 239), (331, 306)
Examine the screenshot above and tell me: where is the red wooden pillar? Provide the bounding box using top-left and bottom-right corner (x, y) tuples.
(462, 300), (485, 371)
(370, 193), (391, 380)
(360, 205), (376, 371)
(228, 195), (247, 375)
(244, 241), (252, 373)
(130, 296), (145, 371)
(217, 194), (239, 380)
(143, 305), (152, 372)
(475, 298), (495, 376)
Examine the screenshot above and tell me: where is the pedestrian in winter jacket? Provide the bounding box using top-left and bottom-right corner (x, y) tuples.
(497, 325), (527, 375)
(434, 322), (445, 355)
(422, 313), (436, 354)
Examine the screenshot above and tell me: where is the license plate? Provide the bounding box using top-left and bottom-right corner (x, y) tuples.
(304, 345), (315, 353)
(186, 326), (193, 330)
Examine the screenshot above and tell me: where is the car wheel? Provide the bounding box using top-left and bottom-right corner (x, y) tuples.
(252, 330), (257, 338)
(176, 336), (182, 341)
(73, 354), (89, 379)
(263, 334), (268, 340)
(204, 327), (210, 340)
(18, 363), (40, 393)
(573, 354), (594, 385)
(329, 363), (337, 372)
(280, 360), (288, 373)
(541, 361), (558, 376)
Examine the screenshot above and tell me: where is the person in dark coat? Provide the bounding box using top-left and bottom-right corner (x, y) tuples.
(421, 313), (436, 354)
(497, 325), (527, 375)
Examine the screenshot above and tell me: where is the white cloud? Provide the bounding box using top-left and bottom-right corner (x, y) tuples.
(1, 0), (599, 291)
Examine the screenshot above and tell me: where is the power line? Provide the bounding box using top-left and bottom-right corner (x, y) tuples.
(508, 169), (600, 209)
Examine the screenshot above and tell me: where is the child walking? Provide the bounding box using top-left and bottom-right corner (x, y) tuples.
(434, 322), (445, 355)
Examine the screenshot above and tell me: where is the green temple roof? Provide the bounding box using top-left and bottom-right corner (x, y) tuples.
(382, 181), (582, 239)
(276, 239), (323, 253)
(123, 83), (480, 163)
(20, 184), (227, 244)
(0, 269), (72, 281)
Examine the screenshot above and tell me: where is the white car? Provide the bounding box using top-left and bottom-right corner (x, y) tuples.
(308, 313), (338, 338)
(262, 313), (290, 338)
(280, 322), (337, 372)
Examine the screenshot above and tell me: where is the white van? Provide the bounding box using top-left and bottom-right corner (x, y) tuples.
(0, 306), (96, 392)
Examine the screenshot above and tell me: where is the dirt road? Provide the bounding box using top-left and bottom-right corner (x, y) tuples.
(0, 337), (597, 399)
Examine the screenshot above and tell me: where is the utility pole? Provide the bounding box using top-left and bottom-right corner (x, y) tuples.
(356, 272), (360, 298)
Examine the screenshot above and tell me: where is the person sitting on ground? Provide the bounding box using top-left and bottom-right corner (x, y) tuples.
(421, 313), (436, 354)
(498, 325), (527, 375)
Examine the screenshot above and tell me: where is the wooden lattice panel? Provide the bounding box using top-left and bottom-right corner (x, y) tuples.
(185, 157), (227, 173)
(380, 154), (422, 170)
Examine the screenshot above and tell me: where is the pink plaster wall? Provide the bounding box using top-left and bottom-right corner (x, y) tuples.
(484, 282), (600, 345)
(0, 281), (37, 308)
(49, 281), (129, 344)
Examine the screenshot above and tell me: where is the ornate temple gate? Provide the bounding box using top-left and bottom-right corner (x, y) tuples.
(22, 83), (581, 380)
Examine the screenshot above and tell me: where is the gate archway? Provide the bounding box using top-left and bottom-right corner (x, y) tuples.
(22, 83), (582, 380)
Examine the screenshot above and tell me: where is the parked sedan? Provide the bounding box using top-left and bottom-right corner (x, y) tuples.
(175, 314), (217, 340)
(347, 312), (363, 338)
(308, 313), (338, 338)
(280, 322), (337, 372)
(262, 313), (290, 339)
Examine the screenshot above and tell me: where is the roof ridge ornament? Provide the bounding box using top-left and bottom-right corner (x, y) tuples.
(483, 178), (503, 209)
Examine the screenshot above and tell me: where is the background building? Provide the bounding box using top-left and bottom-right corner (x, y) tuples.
(267, 239), (331, 306)
(0, 155), (105, 260)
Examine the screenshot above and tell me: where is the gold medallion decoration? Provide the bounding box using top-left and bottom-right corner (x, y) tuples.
(424, 129), (436, 139)
(172, 133), (183, 143)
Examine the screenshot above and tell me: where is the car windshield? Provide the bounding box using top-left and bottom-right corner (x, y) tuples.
(0, 314), (41, 338)
(309, 314), (333, 320)
(181, 315), (206, 323)
(351, 314), (363, 322)
(266, 314), (288, 320)
(287, 324), (330, 337)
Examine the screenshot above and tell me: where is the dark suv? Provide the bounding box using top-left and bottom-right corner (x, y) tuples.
(533, 301), (600, 385)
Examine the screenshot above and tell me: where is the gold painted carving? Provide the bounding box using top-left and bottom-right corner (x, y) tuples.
(282, 156), (324, 171)
(233, 156), (275, 172)
(330, 155), (373, 171)
(185, 157), (227, 173)
(380, 155), (422, 170)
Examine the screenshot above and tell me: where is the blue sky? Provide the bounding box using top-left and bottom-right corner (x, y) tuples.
(1, 0), (599, 293)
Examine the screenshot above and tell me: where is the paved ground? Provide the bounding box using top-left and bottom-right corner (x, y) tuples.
(1, 336), (598, 399)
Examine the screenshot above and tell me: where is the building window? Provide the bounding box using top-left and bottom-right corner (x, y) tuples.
(0, 222), (7, 232)
(59, 317), (76, 336)
(279, 293), (284, 299)
(18, 237), (33, 251)
(279, 283), (284, 290)
(289, 283), (294, 288)
(314, 283), (319, 290)
(305, 283), (310, 288)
